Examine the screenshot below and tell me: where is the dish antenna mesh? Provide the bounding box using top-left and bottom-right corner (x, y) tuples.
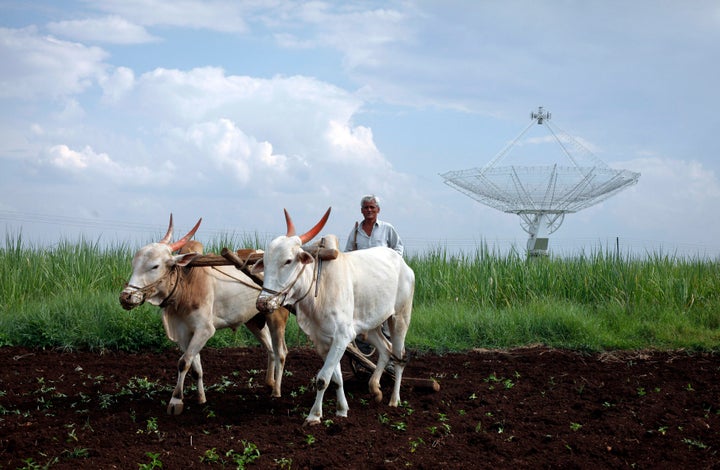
(441, 107), (640, 255)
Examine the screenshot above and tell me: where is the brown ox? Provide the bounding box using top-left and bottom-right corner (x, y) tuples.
(119, 215), (289, 415)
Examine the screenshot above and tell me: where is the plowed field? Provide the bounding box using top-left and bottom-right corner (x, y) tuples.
(2, 346), (719, 468)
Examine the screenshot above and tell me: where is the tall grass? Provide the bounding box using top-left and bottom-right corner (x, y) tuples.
(2, 234), (719, 352)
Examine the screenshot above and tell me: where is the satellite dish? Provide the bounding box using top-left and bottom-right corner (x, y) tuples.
(441, 107), (640, 256)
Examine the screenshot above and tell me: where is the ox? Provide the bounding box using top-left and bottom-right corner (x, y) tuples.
(119, 215), (289, 415)
(253, 208), (414, 425)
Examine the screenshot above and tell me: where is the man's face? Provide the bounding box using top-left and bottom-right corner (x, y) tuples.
(361, 201), (379, 221)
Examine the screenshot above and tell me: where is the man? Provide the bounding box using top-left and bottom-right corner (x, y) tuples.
(345, 195), (403, 368)
(345, 195), (404, 255)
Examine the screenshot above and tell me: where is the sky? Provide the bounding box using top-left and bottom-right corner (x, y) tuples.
(1, 0), (719, 257)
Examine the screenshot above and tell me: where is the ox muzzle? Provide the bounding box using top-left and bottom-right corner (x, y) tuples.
(256, 290), (284, 314)
(119, 286), (146, 311)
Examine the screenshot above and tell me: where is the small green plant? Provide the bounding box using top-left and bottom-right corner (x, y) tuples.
(137, 417), (163, 441)
(570, 422), (583, 431)
(138, 452), (163, 469)
(682, 437), (708, 449)
(63, 447), (90, 459)
(275, 457), (293, 469)
(228, 441), (261, 469)
(18, 457), (59, 469)
(409, 437), (425, 453)
(305, 434), (316, 445)
(391, 421), (407, 431)
(200, 448), (221, 464)
(637, 387), (646, 397)
(65, 424), (79, 443)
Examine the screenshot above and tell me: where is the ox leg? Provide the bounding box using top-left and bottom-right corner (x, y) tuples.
(365, 327), (392, 403)
(306, 326), (353, 426)
(245, 316), (284, 397)
(387, 313), (410, 407)
(331, 362), (349, 417)
(266, 307), (289, 397)
(192, 353), (206, 405)
(168, 326), (215, 415)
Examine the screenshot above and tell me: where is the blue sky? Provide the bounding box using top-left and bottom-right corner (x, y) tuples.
(1, 0), (719, 256)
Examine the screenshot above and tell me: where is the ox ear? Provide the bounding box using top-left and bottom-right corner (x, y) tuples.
(250, 259), (264, 275)
(297, 251), (314, 265)
(159, 214), (174, 244)
(173, 252), (199, 267)
(169, 218), (202, 252)
(298, 207), (331, 244)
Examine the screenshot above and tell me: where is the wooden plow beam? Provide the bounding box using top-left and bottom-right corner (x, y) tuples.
(345, 342), (440, 393)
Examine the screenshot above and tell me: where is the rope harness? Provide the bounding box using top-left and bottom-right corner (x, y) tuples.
(259, 250), (320, 309)
(209, 266), (262, 291)
(122, 265), (180, 308)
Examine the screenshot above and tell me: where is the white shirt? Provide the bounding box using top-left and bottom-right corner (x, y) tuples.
(345, 220), (404, 256)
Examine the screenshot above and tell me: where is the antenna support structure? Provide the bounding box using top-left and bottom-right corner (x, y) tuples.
(440, 107), (640, 256)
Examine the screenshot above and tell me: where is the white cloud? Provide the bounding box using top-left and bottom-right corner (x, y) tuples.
(88, 0), (252, 33)
(180, 118), (289, 184)
(575, 156), (720, 247)
(0, 26), (108, 100)
(46, 16), (159, 44)
(99, 66), (135, 103)
(40, 144), (158, 186)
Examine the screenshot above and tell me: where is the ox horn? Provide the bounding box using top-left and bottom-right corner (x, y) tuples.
(284, 209), (296, 237)
(296, 207), (331, 244)
(168, 218), (202, 252)
(159, 214), (174, 244)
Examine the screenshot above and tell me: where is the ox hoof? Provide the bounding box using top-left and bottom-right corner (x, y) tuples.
(167, 400), (184, 415)
(303, 418), (322, 427)
(372, 391), (383, 403)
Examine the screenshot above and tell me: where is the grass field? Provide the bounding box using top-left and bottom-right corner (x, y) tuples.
(2, 235), (719, 352)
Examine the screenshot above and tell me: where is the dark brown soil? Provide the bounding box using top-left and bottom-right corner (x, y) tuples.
(1, 345), (719, 469)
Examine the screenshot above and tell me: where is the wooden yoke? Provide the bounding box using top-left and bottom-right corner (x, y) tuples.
(303, 235), (340, 261)
(187, 249), (264, 267)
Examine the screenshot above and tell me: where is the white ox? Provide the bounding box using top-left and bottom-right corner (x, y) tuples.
(253, 208), (414, 425)
(119, 215), (289, 415)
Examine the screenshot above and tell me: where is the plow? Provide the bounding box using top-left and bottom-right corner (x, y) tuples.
(188, 247), (440, 393)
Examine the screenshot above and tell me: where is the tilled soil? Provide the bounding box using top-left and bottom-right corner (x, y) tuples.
(1, 345), (719, 469)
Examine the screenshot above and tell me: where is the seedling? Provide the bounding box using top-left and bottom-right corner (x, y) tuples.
(682, 438), (707, 449)
(409, 437), (424, 453)
(391, 421), (407, 431)
(63, 447), (90, 459)
(275, 457), (293, 469)
(138, 452), (163, 470)
(227, 442), (260, 468)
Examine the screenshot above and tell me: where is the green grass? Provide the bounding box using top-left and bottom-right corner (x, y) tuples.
(2, 234), (720, 352)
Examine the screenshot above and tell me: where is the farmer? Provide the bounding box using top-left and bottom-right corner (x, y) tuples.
(345, 194), (404, 255)
(345, 194), (403, 363)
